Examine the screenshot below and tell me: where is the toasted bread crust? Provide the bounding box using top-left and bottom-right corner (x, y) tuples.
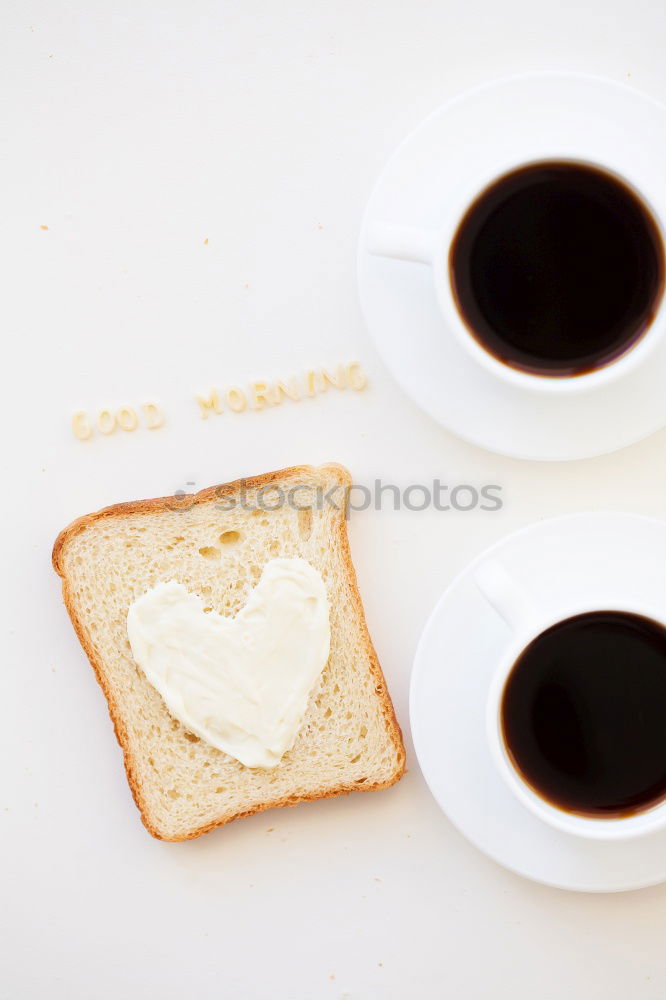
(52, 463), (406, 840)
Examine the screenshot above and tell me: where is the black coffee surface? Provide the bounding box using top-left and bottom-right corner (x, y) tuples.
(501, 611), (666, 817)
(450, 162), (664, 376)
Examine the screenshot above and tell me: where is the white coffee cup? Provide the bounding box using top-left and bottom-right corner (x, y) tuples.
(474, 559), (666, 841)
(365, 155), (666, 394)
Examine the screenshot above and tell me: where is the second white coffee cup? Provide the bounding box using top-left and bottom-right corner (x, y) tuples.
(475, 559), (666, 841)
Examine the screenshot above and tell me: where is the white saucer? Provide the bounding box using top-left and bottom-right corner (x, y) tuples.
(358, 73), (666, 460)
(410, 513), (666, 892)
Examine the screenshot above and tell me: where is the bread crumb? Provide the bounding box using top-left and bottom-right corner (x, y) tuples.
(373, 877), (381, 882)
(266, 827), (274, 833)
(203, 238), (208, 245)
(40, 225), (49, 231)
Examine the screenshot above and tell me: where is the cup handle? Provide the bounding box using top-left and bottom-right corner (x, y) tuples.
(474, 561), (537, 633)
(365, 222), (438, 265)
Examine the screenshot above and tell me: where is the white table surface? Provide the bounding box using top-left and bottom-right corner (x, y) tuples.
(3, 1), (666, 997)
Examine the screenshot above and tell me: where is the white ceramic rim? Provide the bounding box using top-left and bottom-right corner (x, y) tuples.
(486, 601), (666, 840)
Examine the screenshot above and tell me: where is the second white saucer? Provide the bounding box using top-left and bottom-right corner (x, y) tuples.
(410, 513), (666, 892)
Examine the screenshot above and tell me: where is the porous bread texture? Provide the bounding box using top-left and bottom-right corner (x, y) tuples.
(52, 464), (405, 840)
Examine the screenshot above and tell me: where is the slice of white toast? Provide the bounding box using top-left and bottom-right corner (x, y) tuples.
(52, 464), (405, 840)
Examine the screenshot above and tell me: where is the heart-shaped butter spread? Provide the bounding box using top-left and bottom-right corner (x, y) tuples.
(126, 558), (330, 768)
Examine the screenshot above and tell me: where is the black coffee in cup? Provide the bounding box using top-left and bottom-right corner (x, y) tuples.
(501, 611), (666, 817)
(450, 162), (664, 376)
